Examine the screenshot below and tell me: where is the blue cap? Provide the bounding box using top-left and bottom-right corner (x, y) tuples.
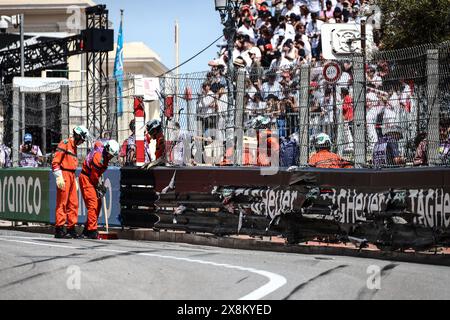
(24, 133), (32, 143)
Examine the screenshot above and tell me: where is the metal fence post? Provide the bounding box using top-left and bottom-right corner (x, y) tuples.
(41, 93), (47, 156)
(108, 78), (118, 141)
(299, 65), (310, 166)
(12, 87), (20, 165)
(353, 55), (367, 167)
(426, 49), (440, 166)
(235, 68), (246, 166)
(61, 85), (69, 139)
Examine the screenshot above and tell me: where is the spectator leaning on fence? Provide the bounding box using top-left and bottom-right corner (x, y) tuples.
(0, 142), (12, 168)
(19, 133), (43, 168)
(372, 125), (406, 168)
(413, 132), (428, 167)
(119, 119), (136, 166)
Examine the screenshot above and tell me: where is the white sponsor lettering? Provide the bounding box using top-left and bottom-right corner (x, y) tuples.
(0, 176), (42, 215)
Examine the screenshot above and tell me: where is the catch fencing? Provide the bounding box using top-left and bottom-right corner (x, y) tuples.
(160, 41), (450, 169)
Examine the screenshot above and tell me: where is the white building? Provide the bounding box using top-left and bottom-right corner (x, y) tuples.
(0, 0), (168, 149)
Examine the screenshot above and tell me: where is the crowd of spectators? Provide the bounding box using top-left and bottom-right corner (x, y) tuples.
(189, 0), (450, 168)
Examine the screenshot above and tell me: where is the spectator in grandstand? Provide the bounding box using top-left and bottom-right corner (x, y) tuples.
(249, 47), (264, 88)
(294, 32), (312, 62)
(306, 12), (324, 58)
(309, 81), (323, 136)
(268, 94), (287, 138)
(439, 122), (450, 165)
(262, 72), (283, 100)
(331, 6), (343, 23)
(247, 92), (266, 119)
(366, 92), (382, 154)
(272, 0), (287, 19)
(281, 39), (298, 64)
(238, 17), (256, 44)
(282, 97), (299, 137)
(309, 133), (352, 169)
(213, 84), (229, 141)
(318, 1), (335, 21)
(299, 3), (312, 26)
(308, 0), (322, 16)
(257, 28), (274, 67)
(281, 0), (301, 17)
(280, 71), (294, 99)
(351, 4), (361, 24)
(340, 87), (355, 151)
(19, 133), (43, 168)
(366, 65), (383, 89)
(270, 49), (291, 75)
(322, 86), (335, 139)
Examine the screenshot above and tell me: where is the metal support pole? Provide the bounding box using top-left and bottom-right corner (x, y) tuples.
(353, 55), (367, 167)
(12, 87), (20, 166)
(299, 65), (310, 166)
(225, 3), (236, 160)
(108, 78), (117, 140)
(235, 68), (246, 166)
(61, 85), (69, 139)
(333, 84), (338, 151)
(426, 49), (440, 166)
(20, 14), (25, 141)
(40, 93), (46, 158)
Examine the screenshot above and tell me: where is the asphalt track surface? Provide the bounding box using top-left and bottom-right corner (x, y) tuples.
(0, 230), (449, 300)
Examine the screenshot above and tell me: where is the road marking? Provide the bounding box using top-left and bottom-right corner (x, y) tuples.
(0, 236), (287, 300)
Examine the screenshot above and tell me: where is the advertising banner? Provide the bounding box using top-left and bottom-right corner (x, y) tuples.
(48, 167), (122, 227)
(0, 169), (50, 223)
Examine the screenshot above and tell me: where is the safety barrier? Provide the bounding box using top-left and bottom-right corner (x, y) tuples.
(0, 167), (122, 227)
(120, 166), (450, 251)
(2, 166), (450, 252)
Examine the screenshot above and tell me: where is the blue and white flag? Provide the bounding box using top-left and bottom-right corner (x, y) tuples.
(114, 11), (124, 117)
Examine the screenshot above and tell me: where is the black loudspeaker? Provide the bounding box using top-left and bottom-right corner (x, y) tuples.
(81, 28), (114, 52)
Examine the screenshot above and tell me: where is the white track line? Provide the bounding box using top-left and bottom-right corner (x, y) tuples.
(0, 236), (287, 300)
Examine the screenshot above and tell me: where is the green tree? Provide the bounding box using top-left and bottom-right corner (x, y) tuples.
(378, 0), (450, 49)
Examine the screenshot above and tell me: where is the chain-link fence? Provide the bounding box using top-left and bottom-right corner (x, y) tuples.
(0, 76), (142, 167)
(161, 41), (450, 169)
(0, 42), (449, 170)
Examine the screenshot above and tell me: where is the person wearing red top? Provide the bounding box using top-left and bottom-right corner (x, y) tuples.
(341, 87), (354, 122)
(52, 126), (89, 239)
(146, 120), (166, 163)
(79, 140), (120, 239)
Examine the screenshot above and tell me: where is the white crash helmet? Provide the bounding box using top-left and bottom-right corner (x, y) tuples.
(315, 133), (332, 148)
(73, 126), (90, 141)
(104, 140), (120, 158)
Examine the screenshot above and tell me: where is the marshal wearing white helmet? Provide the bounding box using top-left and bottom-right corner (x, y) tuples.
(309, 133), (352, 169)
(78, 139), (119, 239)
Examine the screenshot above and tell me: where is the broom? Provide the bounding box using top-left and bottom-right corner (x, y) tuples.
(98, 181), (119, 240)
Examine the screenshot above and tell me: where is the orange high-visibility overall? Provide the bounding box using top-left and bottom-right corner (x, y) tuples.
(79, 145), (109, 232)
(309, 150), (352, 169)
(52, 138), (79, 229)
